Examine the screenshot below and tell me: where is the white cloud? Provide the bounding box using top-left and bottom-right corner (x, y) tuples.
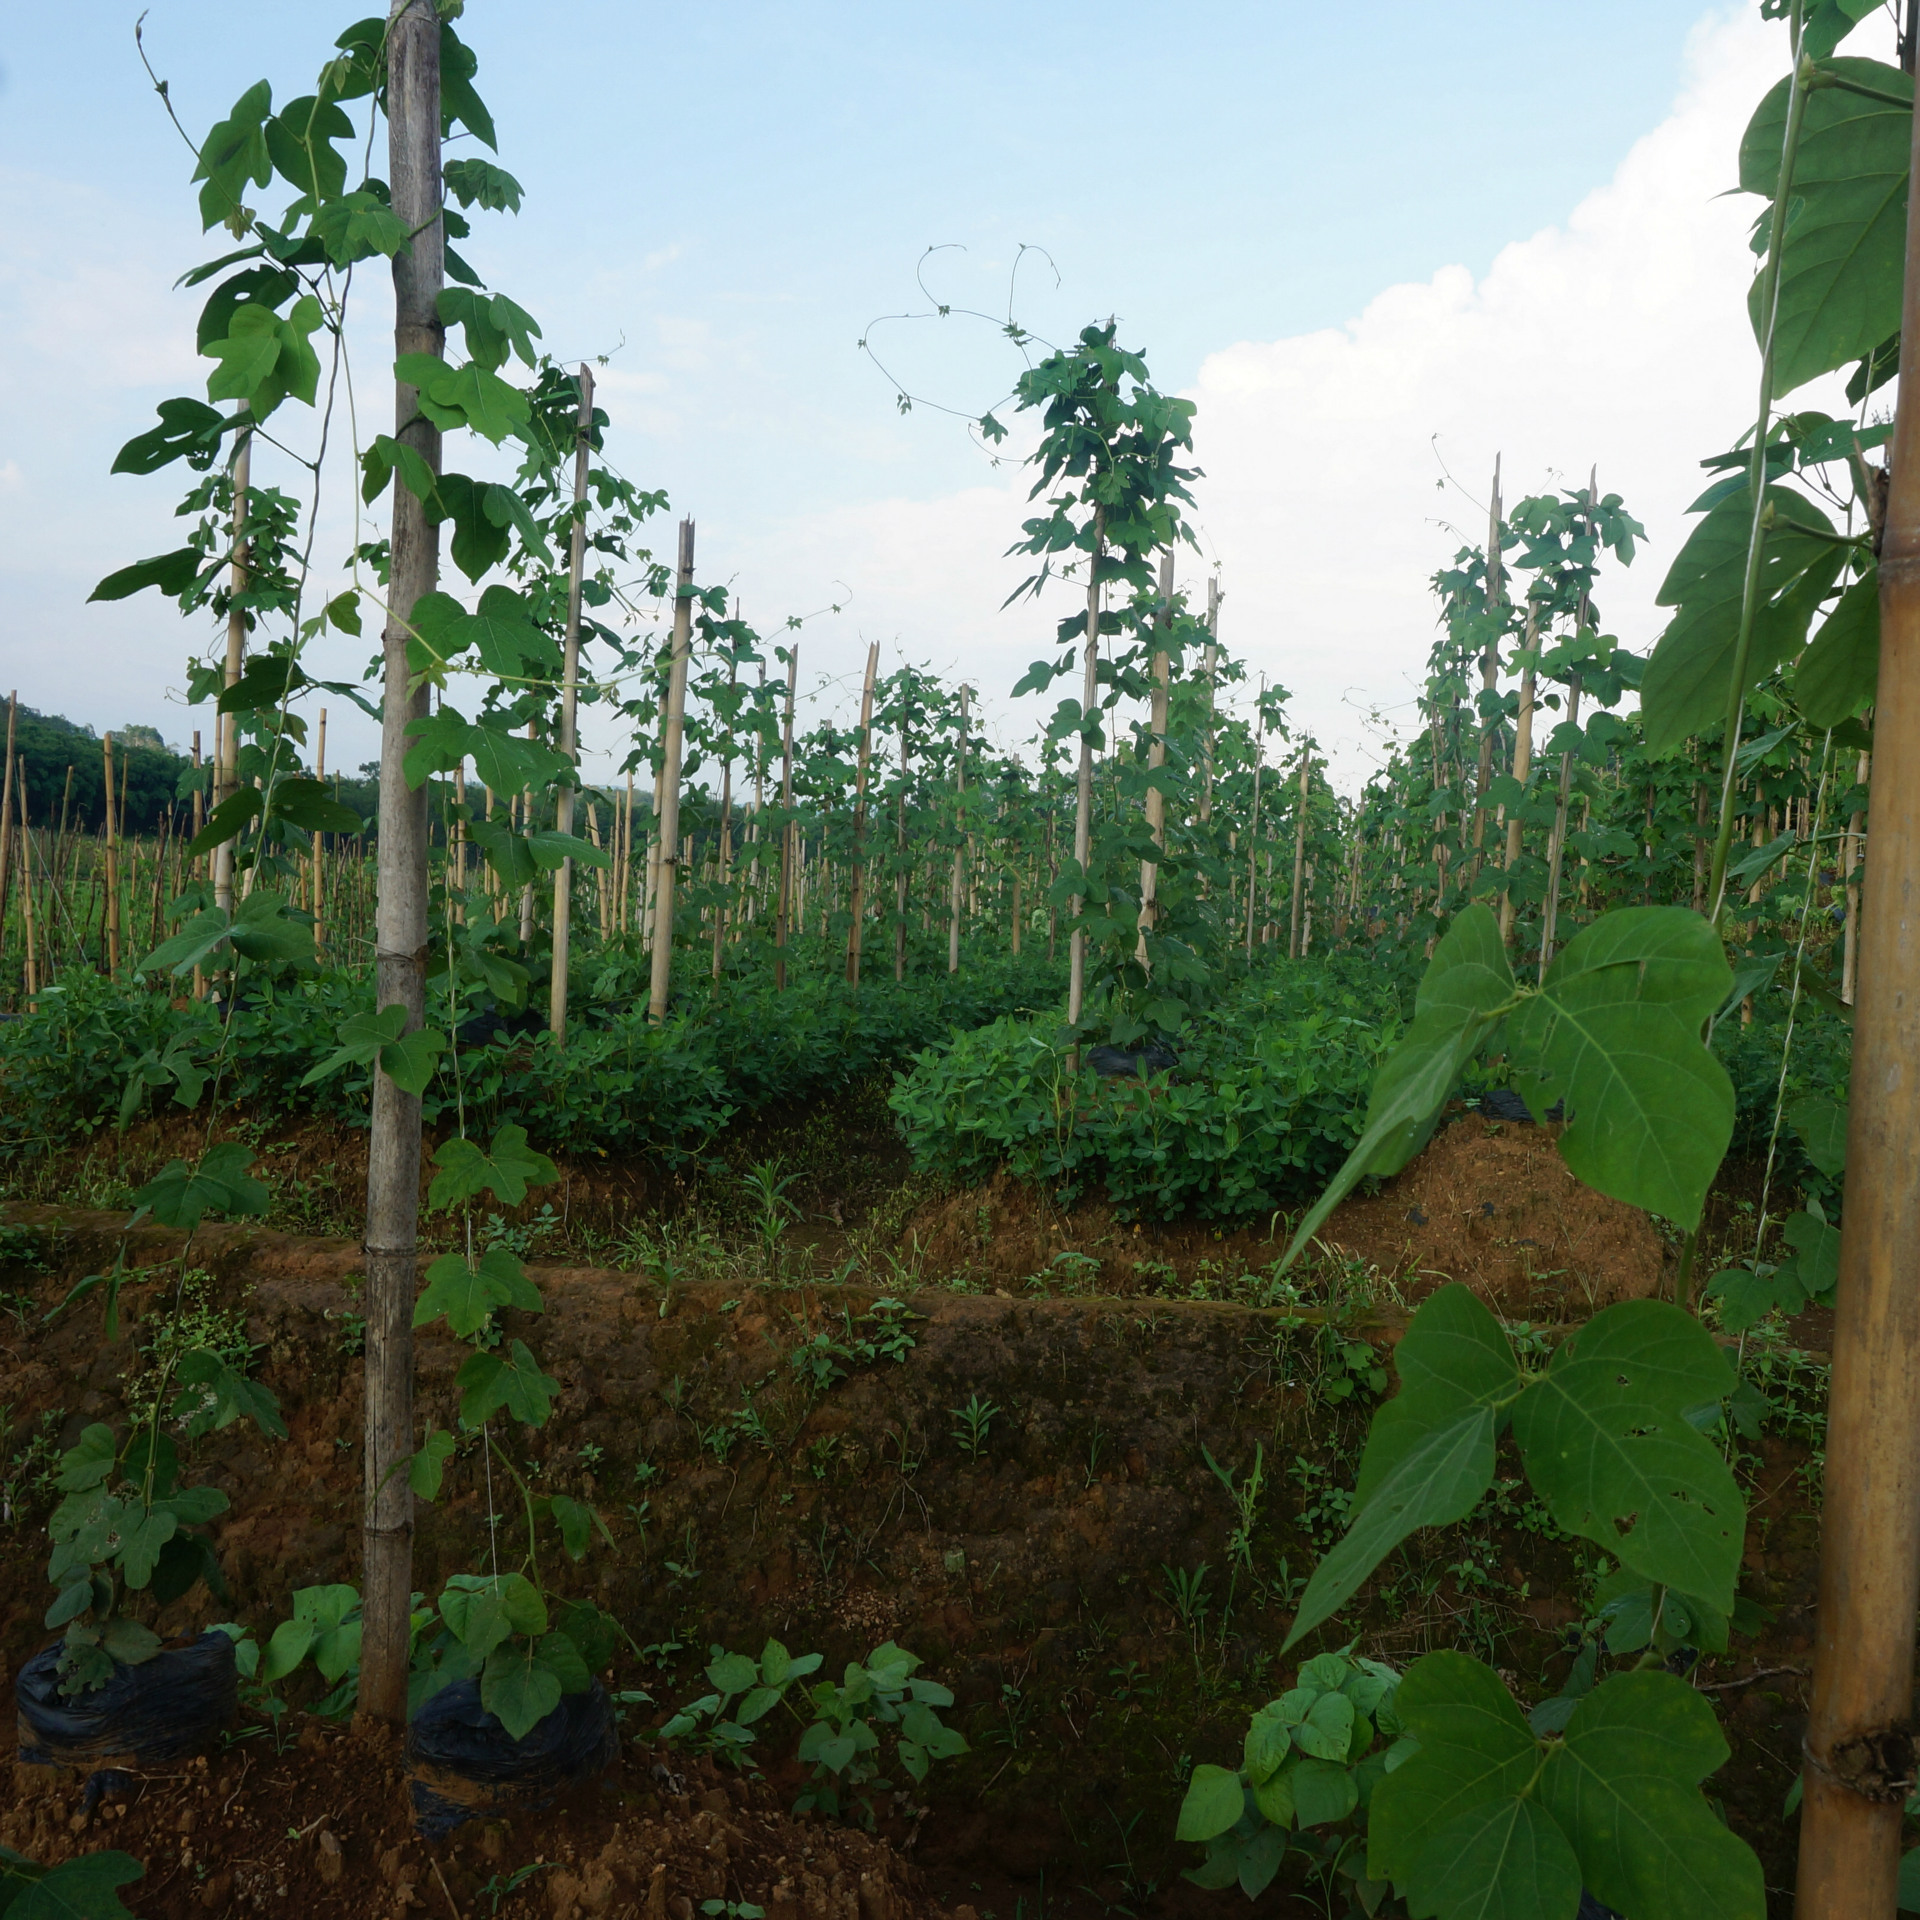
(1186, 5), (1846, 784)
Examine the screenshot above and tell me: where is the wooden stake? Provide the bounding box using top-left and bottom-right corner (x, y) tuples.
(314, 708), (329, 955)
(102, 733), (120, 974)
(0, 695), (17, 972)
(360, 0), (442, 1729)
(1497, 597), (1540, 945)
(1469, 455), (1504, 883)
(648, 519), (695, 1022)
(549, 364), (595, 1043)
(949, 685), (970, 976)
(16, 766), (35, 1004)
(845, 641), (880, 986)
(774, 643), (799, 990)
(1795, 52), (1920, 1903)
(1140, 553), (1173, 963)
(214, 407), (250, 916)
(1842, 749), (1869, 1004)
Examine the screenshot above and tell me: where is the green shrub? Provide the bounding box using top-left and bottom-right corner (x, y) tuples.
(889, 958), (1402, 1220)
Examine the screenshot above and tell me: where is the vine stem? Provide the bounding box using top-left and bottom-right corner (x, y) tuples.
(1706, 35), (1813, 924)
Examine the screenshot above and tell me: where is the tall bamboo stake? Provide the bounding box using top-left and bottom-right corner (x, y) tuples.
(1841, 749), (1869, 1004)
(774, 640), (798, 991)
(549, 364), (594, 1043)
(845, 641), (880, 986)
(0, 696), (17, 966)
(1245, 718), (1263, 961)
(102, 733), (120, 974)
(710, 648), (738, 981)
(894, 714), (910, 983)
(16, 768), (35, 1003)
(360, 0), (441, 1727)
(648, 519), (695, 1022)
(213, 408), (250, 916)
(1067, 517), (1106, 1034)
(948, 686), (970, 975)
(1795, 29), (1920, 1901)
(1497, 598), (1540, 945)
(1288, 742), (1311, 958)
(1140, 552), (1173, 964)
(1469, 456), (1504, 884)
(314, 708), (329, 955)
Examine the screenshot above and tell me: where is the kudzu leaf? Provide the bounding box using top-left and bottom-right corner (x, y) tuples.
(1286, 1287), (1518, 1650)
(455, 1339), (560, 1428)
(89, 548), (205, 605)
(260, 1618), (316, 1684)
(1366, 1654), (1546, 1890)
(536, 1630), (591, 1694)
(1290, 1757), (1359, 1829)
(132, 1143), (270, 1231)
(1797, 568), (1879, 726)
(1234, 1825), (1288, 1899)
(1512, 1302), (1741, 1610)
(1788, 1092), (1849, 1179)
(481, 1645), (562, 1742)
(310, 189), (408, 267)
(545, 1494), (600, 1563)
(409, 1428), (457, 1502)
(1639, 481), (1845, 754)
(1176, 1766), (1245, 1844)
(112, 398), (228, 476)
(379, 1025), (447, 1097)
(1742, 57), (1913, 399)
(268, 779), (362, 834)
(1511, 907), (1734, 1229)
(1780, 1209), (1842, 1296)
(1541, 1671), (1763, 1920)
(429, 1123), (559, 1209)
(413, 1245), (543, 1337)
(300, 1004), (405, 1087)
(1403, 1798), (1582, 1920)
(171, 1347), (287, 1440)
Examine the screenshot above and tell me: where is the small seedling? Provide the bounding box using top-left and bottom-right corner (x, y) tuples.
(949, 1393), (1000, 1463)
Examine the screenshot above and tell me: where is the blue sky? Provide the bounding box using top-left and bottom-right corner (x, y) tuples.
(0, 2), (1828, 783)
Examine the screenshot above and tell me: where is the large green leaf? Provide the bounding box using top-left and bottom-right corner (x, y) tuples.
(1541, 1672), (1764, 1920)
(1742, 57), (1913, 399)
(1285, 1289), (1519, 1649)
(1511, 908), (1734, 1228)
(1788, 1091), (1849, 1178)
(1367, 1654), (1544, 1891)
(1796, 567), (1879, 726)
(413, 1246), (544, 1338)
(429, 1124), (559, 1209)
(1640, 481), (1845, 754)
(456, 1339), (560, 1428)
(1512, 1302), (1742, 1609)
(1399, 1799), (1582, 1920)
(0, 1847), (144, 1920)
(481, 1644), (563, 1741)
(1280, 907), (1513, 1266)
(1178, 1766), (1247, 1842)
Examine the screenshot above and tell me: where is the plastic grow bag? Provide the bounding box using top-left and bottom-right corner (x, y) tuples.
(15, 1632), (237, 1768)
(406, 1677), (616, 1836)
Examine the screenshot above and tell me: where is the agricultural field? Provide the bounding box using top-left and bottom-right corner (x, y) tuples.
(1, 4), (1915, 1920)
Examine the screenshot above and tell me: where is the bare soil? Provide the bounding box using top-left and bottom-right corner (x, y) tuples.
(0, 1100), (1824, 1917)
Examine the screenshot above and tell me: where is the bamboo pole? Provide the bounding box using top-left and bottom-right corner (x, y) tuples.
(1289, 742), (1311, 958)
(16, 768), (35, 1004)
(1497, 598), (1540, 945)
(1245, 723), (1263, 961)
(711, 647), (738, 981)
(360, 0), (441, 1729)
(949, 685), (970, 976)
(549, 363), (595, 1043)
(102, 733), (120, 974)
(894, 714), (910, 982)
(773, 642), (798, 990)
(1066, 514), (1107, 1037)
(648, 519), (695, 1022)
(1140, 552), (1173, 963)
(0, 695), (17, 968)
(845, 641), (880, 986)
(314, 708), (329, 955)
(1469, 456), (1504, 885)
(1795, 33), (1920, 1897)
(213, 409), (250, 916)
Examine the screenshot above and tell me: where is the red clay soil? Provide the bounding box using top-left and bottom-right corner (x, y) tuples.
(4, 1726), (934, 1920)
(901, 1113), (1669, 1316)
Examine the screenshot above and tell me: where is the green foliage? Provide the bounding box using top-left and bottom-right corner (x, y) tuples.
(892, 957), (1400, 1219)
(1175, 1648), (1402, 1907)
(1283, 1285), (1740, 1651)
(1284, 905), (1732, 1259)
(659, 1638), (825, 1767)
(0, 1847), (144, 1920)
(1371, 1654), (1761, 1920)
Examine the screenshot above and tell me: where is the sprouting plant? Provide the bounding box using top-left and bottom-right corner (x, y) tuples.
(949, 1393), (1000, 1463)
(1162, 1564), (1211, 1636)
(739, 1157), (801, 1277)
(1204, 1443), (1266, 1577)
(479, 1863), (549, 1915)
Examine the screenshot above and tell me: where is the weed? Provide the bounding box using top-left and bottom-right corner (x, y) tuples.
(949, 1393), (1000, 1463)
(479, 1863), (549, 1915)
(122, 1270), (254, 1427)
(2, 1406), (64, 1529)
